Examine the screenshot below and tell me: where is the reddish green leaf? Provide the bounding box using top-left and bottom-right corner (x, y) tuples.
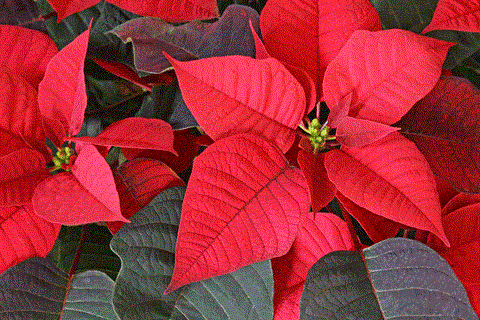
(0, 25), (57, 88)
(0, 149), (49, 207)
(0, 204), (60, 275)
(297, 150), (336, 213)
(37, 21), (91, 144)
(46, 0), (218, 22)
(260, 0), (381, 96)
(110, 5), (259, 74)
(336, 192), (401, 243)
(166, 134), (310, 293)
(0, 68), (47, 157)
(107, 158), (185, 234)
(324, 132), (449, 245)
(423, 0), (480, 33)
(425, 193), (480, 314)
(69, 118), (177, 155)
(271, 212), (353, 319)
(396, 76), (480, 194)
(324, 29), (454, 125)
(166, 54), (306, 152)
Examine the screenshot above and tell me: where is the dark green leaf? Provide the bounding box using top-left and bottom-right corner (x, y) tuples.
(370, 0), (438, 33)
(300, 238), (477, 319)
(0, 256), (119, 319)
(426, 30), (480, 69)
(110, 187), (274, 319)
(217, 0), (266, 14)
(48, 224), (121, 280)
(0, 0), (47, 32)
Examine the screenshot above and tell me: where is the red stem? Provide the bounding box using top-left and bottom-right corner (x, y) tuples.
(69, 224), (90, 276)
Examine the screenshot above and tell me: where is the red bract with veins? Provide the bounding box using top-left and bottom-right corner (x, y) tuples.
(0, 22), (178, 274)
(164, 0), (459, 315)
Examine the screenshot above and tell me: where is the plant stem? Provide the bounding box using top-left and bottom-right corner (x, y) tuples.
(69, 224), (90, 276)
(338, 201), (362, 251)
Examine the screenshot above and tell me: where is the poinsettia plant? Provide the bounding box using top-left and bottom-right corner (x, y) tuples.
(1, 0), (480, 318)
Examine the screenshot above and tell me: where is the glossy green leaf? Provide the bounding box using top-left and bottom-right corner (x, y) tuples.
(110, 187), (274, 319)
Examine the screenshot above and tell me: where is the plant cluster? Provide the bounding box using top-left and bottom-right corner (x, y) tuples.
(1, 0), (480, 318)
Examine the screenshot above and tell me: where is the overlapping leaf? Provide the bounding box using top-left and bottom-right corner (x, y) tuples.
(0, 25), (57, 88)
(300, 238), (478, 319)
(271, 212), (353, 319)
(167, 55), (306, 152)
(69, 118), (177, 155)
(336, 192), (401, 243)
(166, 134), (310, 293)
(260, 0), (381, 95)
(38, 21), (91, 144)
(0, 256), (119, 319)
(424, 193), (480, 313)
(46, 0), (219, 22)
(107, 158), (185, 234)
(0, 204), (60, 276)
(397, 75), (480, 193)
(111, 187), (274, 319)
(122, 129), (200, 174)
(423, 0), (480, 33)
(323, 29), (454, 125)
(32, 145), (128, 225)
(324, 132), (448, 245)
(111, 5), (260, 74)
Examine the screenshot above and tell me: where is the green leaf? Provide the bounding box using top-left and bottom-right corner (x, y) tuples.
(217, 0), (267, 14)
(426, 30), (480, 69)
(299, 238), (478, 319)
(370, 0), (438, 33)
(0, 256), (119, 319)
(36, 0), (101, 49)
(110, 187), (274, 319)
(48, 224), (121, 280)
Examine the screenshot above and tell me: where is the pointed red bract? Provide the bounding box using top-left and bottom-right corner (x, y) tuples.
(324, 132), (449, 245)
(260, 0), (381, 96)
(166, 134), (310, 293)
(422, 0), (480, 33)
(166, 54), (306, 152)
(0, 69), (47, 157)
(336, 117), (399, 147)
(336, 192), (401, 243)
(323, 29), (454, 125)
(32, 172), (128, 225)
(425, 194), (480, 314)
(38, 21), (91, 144)
(107, 159), (185, 234)
(0, 204), (60, 275)
(396, 76), (480, 194)
(0, 149), (49, 207)
(271, 212), (354, 319)
(69, 118), (177, 155)
(47, 0), (219, 22)
(0, 25), (58, 88)
(93, 58), (174, 90)
(297, 150), (336, 213)
(71, 143), (124, 219)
